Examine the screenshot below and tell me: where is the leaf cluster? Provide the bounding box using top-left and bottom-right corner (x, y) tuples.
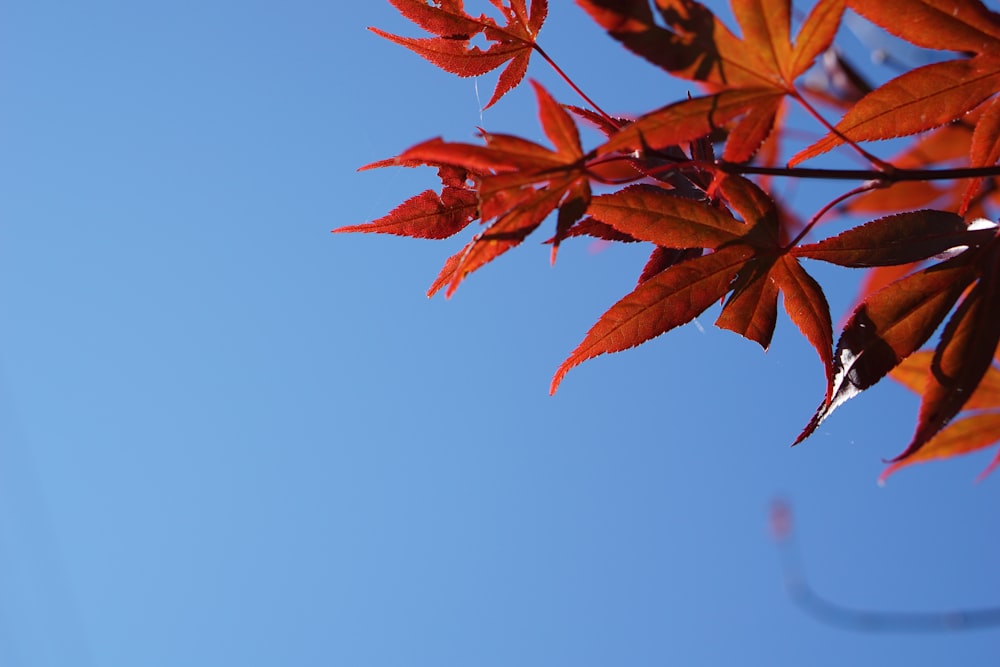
(341, 0), (1000, 481)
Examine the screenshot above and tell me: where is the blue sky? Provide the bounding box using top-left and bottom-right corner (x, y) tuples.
(1, 1), (998, 665)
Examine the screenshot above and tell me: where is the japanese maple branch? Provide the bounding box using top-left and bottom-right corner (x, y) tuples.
(719, 162), (1000, 182)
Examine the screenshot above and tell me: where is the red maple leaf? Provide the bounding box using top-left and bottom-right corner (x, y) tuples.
(792, 0), (1000, 165)
(793, 213), (1000, 447)
(882, 350), (1000, 483)
(337, 80), (589, 297)
(371, 0), (548, 108)
(586, 0), (845, 163)
(551, 176), (833, 396)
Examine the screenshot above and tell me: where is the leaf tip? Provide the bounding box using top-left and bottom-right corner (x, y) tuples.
(549, 366), (568, 395)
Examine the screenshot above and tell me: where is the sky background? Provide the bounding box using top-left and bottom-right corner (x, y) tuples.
(1, 1), (998, 665)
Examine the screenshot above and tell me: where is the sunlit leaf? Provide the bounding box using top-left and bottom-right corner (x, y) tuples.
(551, 244), (753, 393)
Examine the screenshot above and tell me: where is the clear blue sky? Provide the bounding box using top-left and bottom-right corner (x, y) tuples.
(1, 1), (997, 665)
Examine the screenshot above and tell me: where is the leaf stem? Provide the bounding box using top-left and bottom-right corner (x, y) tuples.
(532, 44), (619, 128)
(791, 91), (895, 172)
(788, 183), (879, 247)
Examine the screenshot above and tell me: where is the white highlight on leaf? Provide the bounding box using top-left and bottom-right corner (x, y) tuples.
(933, 217), (998, 260)
(816, 346), (865, 428)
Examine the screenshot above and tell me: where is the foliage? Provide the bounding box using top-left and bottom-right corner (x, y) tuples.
(338, 0), (1000, 480)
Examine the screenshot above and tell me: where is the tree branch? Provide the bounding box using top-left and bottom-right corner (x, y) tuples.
(721, 162), (1000, 183)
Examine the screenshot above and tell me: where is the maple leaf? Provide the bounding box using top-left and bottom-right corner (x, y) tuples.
(881, 351), (1000, 482)
(341, 80), (589, 297)
(592, 0), (845, 164)
(792, 0), (1000, 165)
(350, 0), (1000, 478)
(551, 176), (832, 397)
(371, 0), (548, 108)
(333, 166), (480, 239)
(964, 95), (1000, 209)
(792, 213), (1000, 444)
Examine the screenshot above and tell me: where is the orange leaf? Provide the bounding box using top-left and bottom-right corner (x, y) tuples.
(722, 96), (783, 162)
(847, 0), (1000, 54)
(892, 352), (1000, 411)
(792, 57), (1000, 165)
(715, 256), (781, 349)
(962, 95), (1000, 210)
(788, 0), (846, 78)
(586, 184), (747, 249)
(879, 412), (1000, 483)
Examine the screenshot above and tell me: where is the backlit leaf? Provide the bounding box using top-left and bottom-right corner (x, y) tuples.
(892, 351), (1000, 411)
(715, 256), (781, 349)
(586, 184), (747, 249)
(772, 254), (834, 398)
(599, 88), (786, 157)
(795, 255), (978, 442)
(879, 413), (1000, 483)
(794, 210), (991, 267)
(899, 255), (1000, 458)
(373, 0), (548, 107)
(847, 0), (1000, 54)
(792, 57), (1000, 164)
(963, 95), (1000, 210)
(551, 244), (753, 393)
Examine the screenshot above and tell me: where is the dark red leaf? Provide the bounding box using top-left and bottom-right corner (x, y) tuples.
(898, 253), (1000, 458)
(795, 254), (979, 443)
(794, 210), (993, 267)
(574, 0), (740, 84)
